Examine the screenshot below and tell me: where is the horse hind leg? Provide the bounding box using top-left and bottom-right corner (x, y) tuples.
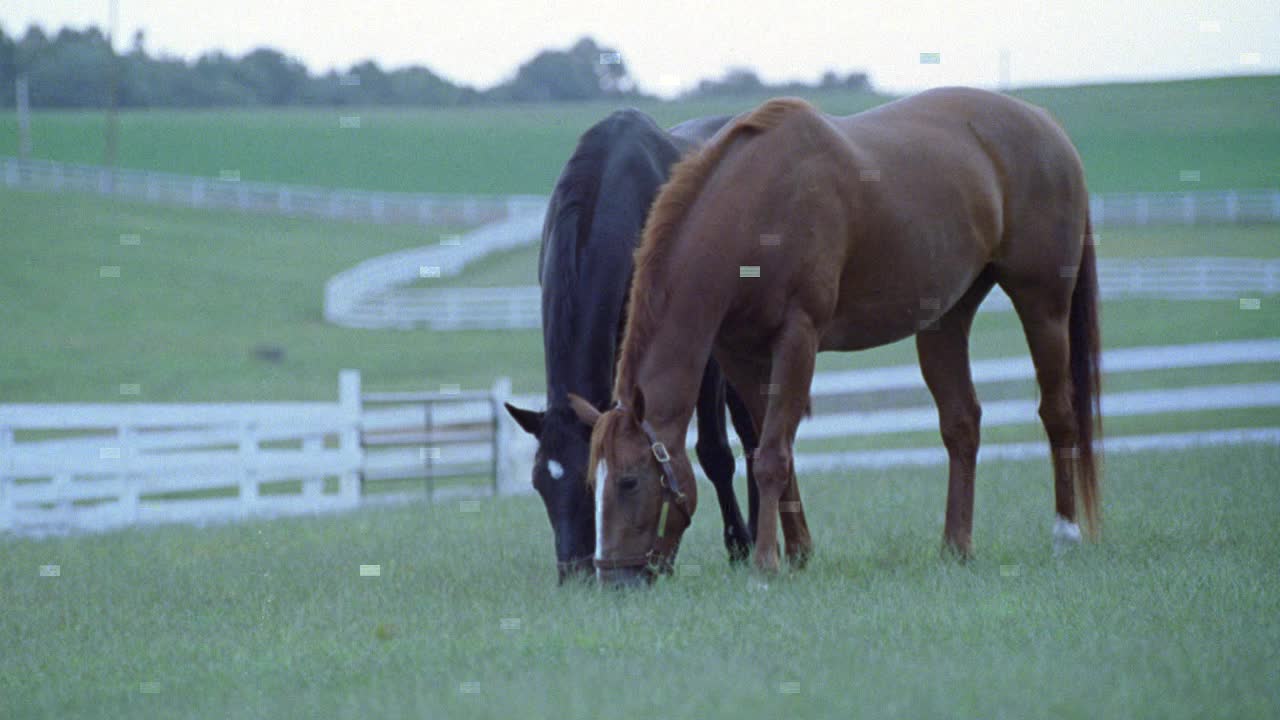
(997, 272), (1082, 555)
(916, 272), (995, 559)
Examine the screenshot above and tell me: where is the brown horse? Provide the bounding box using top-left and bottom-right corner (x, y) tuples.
(571, 87), (1102, 582)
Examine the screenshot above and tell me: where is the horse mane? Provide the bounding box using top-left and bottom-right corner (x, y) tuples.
(540, 110), (678, 409)
(613, 97), (816, 394)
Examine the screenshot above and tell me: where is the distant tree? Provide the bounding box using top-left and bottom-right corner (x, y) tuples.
(685, 66), (872, 99)
(23, 27), (112, 107)
(389, 65), (463, 105)
(235, 48), (308, 105)
(489, 36), (637, 102)
(2, 22), (867, 109)
(690, 67), (764, 97)
(0, 26), (16, 107)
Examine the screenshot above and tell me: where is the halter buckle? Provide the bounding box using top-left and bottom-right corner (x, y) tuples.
(651, 441), (671, 464)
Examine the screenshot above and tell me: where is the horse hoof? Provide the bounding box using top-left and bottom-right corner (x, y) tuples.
(754, 550), (780, 574)
(940, 540), (972, 563)
(725, 530), (753, 563)
(1053, 515), (1082, 557)
(786, 547), (812, 570)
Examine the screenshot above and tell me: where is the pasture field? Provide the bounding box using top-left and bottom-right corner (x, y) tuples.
(2, 75), (1278, 194)
(2, 187), (1277, 413)
(3, 443), (1277, 719)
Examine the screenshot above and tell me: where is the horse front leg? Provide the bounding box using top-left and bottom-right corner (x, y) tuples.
(694, 358), (752, 563)
(753, 313), (819, 573)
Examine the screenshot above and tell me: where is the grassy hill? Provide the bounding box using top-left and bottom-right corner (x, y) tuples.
(1, 75), (1276, 194)
(2, 187), (1276, 405)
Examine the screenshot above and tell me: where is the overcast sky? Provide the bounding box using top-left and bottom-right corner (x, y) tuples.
(4, 0), (1277, 96)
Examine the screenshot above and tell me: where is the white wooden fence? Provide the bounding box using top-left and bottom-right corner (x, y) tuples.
(1090, 189), (1280, 227)
(333, 257), (1280, 331)
(1, 156), (545, 227)
(323, 209), (546, 328)
(2, 340), (1277, 535)
(0, 371), (364, 535)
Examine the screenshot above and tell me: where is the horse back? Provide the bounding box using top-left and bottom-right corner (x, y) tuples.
(539, 110), (685, 410)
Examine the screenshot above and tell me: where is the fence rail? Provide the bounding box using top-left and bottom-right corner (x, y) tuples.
(0, 371), (364, 535)
(338, 257), (1280, 331)
(1090, 189), (1280, 227)
(1, 156), (545, 227)
(3, 340), (1279, 535)
(323, 210), (546, 328)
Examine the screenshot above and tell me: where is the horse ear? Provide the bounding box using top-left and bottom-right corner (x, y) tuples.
(567, 394), (601, 427)
(504, 403), (544, 436)
(630, 386), (646, 425)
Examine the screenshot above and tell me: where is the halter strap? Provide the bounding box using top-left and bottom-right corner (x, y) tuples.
(593, 402), (693, 574)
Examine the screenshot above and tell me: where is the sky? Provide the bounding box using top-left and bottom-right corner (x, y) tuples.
(3, 0), (1277, 96)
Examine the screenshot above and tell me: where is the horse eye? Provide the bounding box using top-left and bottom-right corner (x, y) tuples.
(618, 475), (640, 493)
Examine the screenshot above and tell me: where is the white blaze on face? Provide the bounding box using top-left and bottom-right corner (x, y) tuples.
(547, 459), (564, 480)
(1053, 514), (1082, 556)
(594, 460), (608, 560)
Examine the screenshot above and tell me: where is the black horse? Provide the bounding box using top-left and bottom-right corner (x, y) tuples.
(505, 109), (760, 582)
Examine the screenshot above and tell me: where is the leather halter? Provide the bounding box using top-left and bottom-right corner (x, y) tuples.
(593, 404), (693, 573)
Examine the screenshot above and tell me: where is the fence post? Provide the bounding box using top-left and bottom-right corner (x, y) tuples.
(491, 377), (512, 496)
(239, 420), (259, 516)
(119, 424), (139, 525)
(338, 369), (362, 507)
(0, 426), (12, 532)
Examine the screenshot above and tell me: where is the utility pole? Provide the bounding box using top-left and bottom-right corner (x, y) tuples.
(104, 0), (120, 187)
(998, 48), (1012, 91)
(16, 72), (31, 159)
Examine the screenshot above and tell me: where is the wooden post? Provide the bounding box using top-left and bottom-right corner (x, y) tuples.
(338, 370), (362, 507)
(0, 427), (13, 532)
(239, 420), (259, 516)
(16, 73), (32, 160)
(119, 424), (139, 524)
(491, 377), (512, 496)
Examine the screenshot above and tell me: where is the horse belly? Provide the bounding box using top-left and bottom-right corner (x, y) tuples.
(818, 297), (931, 351)
(819, 254), (979, 352)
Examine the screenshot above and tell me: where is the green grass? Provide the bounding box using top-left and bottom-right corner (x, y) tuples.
(3, 443), (1277, 718)
(2, 186), (1277, 403)
(3, 75), (1277, 194)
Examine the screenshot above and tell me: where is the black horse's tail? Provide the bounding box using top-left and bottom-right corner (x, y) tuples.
(1070, 212), (1103, 539)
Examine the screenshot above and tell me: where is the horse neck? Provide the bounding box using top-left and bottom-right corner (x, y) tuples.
(617, 293), (719, 448)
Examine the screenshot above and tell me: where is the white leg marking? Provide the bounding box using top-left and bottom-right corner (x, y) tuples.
(547, 459), (564, 480)
(594, 460), (608, 560)
(1053, 514), (1082, 556)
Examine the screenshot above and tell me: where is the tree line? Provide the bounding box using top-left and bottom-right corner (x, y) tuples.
(0, 24), (871, 108)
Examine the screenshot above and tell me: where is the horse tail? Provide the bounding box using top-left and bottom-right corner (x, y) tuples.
(1070, 211), (1103, 539)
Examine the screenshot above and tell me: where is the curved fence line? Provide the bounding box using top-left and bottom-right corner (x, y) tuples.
(323, 209), (546, 328)
(332, 257), (1280, 331)
(1, 156), (545, 227)
(6, 155), (1277, 229)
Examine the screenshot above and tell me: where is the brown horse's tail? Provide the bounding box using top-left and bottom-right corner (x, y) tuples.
(1071, 212), (1103, 539)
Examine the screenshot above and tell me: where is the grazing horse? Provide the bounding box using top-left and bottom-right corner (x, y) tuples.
(574, 88), (1102, 582)
(504, 109), (760, 583)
